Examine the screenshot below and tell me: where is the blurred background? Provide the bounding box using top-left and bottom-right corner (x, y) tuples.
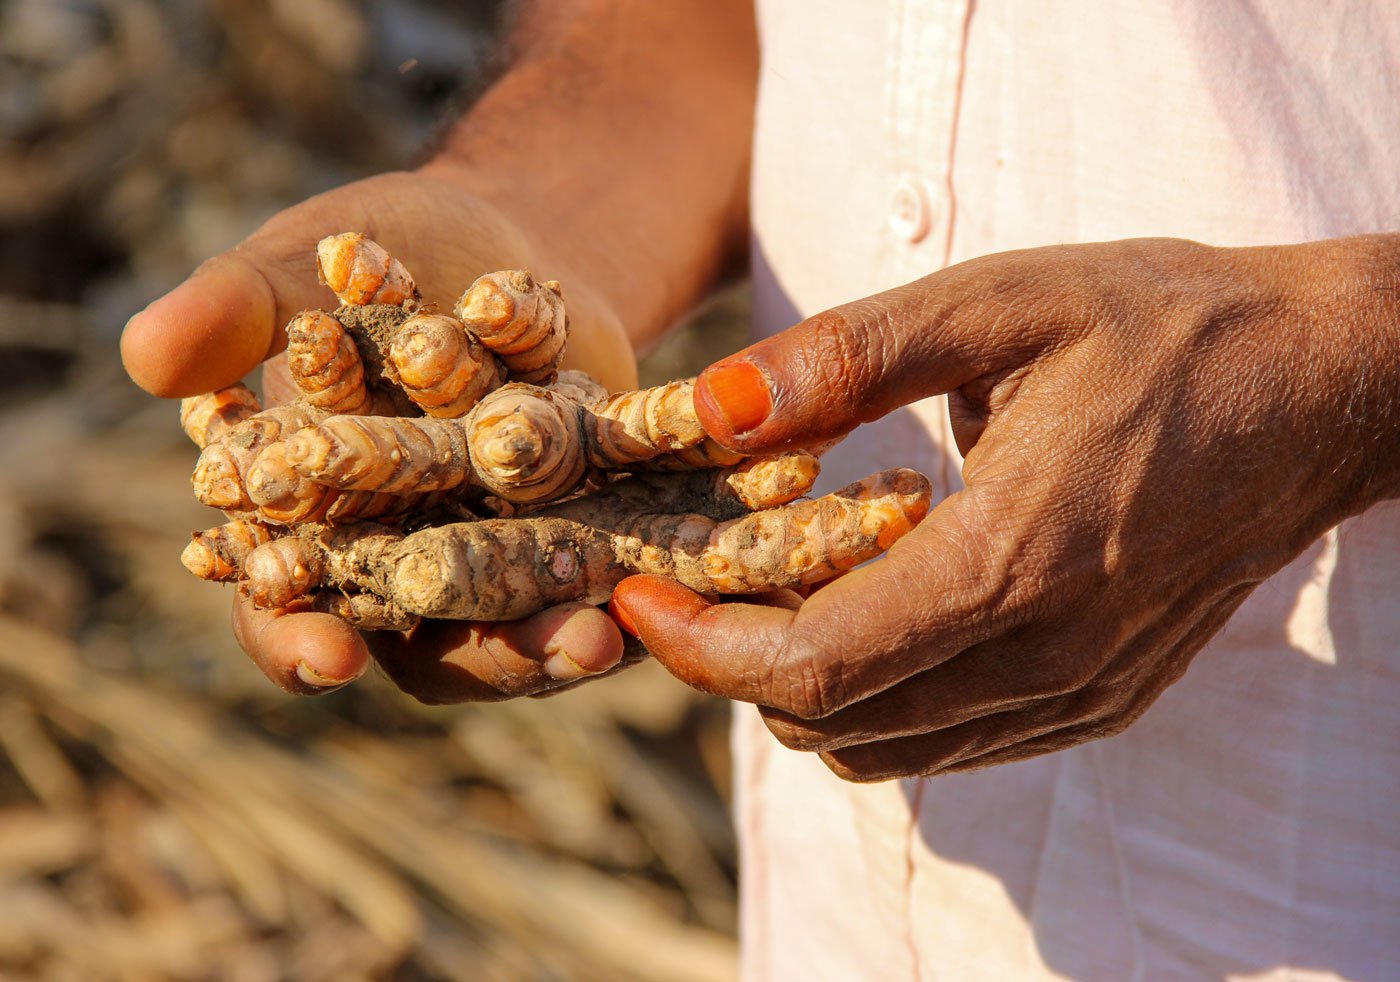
(0, 0), (749, 978)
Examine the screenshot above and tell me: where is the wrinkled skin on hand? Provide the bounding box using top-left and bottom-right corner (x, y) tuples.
(123, 171), (633, 697)
(611, 235), (1400, 782)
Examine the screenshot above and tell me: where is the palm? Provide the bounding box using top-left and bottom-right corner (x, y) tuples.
(244, 172), (636, 392)
(123, 171), (634, 699)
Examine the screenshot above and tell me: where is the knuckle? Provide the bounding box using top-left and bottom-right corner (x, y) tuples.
(471, 630), (547, 699)
(989, 638), (1101, 699)
(798, 309), (883, 406)
(1092, 685), (1161, 741)
(768, 636), (850, 720)
(761, 712), (842, 753)
(1074, 680), (1127, 721)
(1035, 648), (1101, 696)
(1095, 712), (1135, 742)
(820, 748), (900, 784)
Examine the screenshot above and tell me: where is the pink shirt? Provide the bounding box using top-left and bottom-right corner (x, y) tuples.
(742, 2), (1400, 978)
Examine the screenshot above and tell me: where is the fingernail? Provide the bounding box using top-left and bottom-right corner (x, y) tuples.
(609, 597), (640, 638)
(295, 659), (359, 690)
(699, 361), (772, 435)
(543, 648), (593, 681)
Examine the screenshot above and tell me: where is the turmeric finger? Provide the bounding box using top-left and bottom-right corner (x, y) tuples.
(464, 384), (587, 502)
(541, 452), (821, 525)
(583, 379), (708, 469)
(687, 467), (930, 592)
(179, 384), (261, 449)
(549, 369), (608, 409)
(246, 441), (449, 526)
(454, 270), (567, 384)
(267, 469), (930, 620)
(244, 536), (325, 608)
(284, 375), (739, 504)
(628, 438), (746, 472)
(311, 591), (420, 632)
(191, 405), (327, 512)
(403, 469), (926, 614)
(246, 442), (339, 525)
(283, 414), (474, 495)
(316, 232), (417, 306)
(286, 310), (375, 414)
(387, 311), (505, 417)
(283, 383), (587, 503)
(719, 452), (821, 510)
(180, 519), (275, 581)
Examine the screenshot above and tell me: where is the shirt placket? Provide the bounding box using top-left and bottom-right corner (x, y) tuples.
(884, 7), (974, 974)
(880, 0), (975, 285)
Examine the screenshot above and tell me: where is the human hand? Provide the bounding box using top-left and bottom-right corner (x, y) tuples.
(610, 235), (1400, 780)
(123, 170), (634, 697)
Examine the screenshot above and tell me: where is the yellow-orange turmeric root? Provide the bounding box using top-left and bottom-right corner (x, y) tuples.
(232, 458), (815, 605)
(242, 469), (930, 620)
(454, 270), (567, 384)
(245, 440), (456, 527)
(632, 438), (746, 472)
(543, 452), (821, 524)
(191, 405), (328, 513)
(285, 309), (376, 414)
(180, 519), (275, 581)
(582, 379), (705, 468)
(175, 233), (934, 638)
(310, 591), (420, 632)
(316, 232), (417, 306)
(717, 452), (822, 511)
(180, 385), (261, 449)
(282, 377), (735, 505)
(244, 536), (324, 608)
(549, 369), (609, 409)
(387, 311), (505, 417)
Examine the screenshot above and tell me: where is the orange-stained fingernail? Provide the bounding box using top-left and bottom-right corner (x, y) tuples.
(295, 659), (359, 690)
(543, 648), (593, 681)
(609, 597), (640, 638)
(698, 361), (771, 435)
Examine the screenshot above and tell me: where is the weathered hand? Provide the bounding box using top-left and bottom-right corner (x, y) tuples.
(123, 170), (633, 697)
(611, 235), (1400, 780)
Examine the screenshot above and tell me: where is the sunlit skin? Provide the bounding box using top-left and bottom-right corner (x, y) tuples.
(122, 1), (757, 697)
(124, 1), (1400, 787)
(612, 235), (1400, 780)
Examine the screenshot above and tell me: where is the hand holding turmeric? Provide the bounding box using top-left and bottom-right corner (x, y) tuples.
(175, 233), (932, 633)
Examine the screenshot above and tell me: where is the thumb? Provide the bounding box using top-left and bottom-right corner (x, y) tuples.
(694, 249), (1057, 451)
(121, 201), (365, 398)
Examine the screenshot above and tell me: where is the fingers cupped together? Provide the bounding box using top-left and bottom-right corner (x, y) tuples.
(233, 591), (625, 701)
(622, 585), (1125, 782)
(616, 541), (1258, 782)
(369, 602), (626, 703)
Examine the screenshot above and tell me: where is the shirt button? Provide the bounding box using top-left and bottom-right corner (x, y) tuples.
(889, 177), (933, 243)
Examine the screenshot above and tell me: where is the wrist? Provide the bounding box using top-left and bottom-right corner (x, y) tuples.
(414, 4), (756, 348)
(1300, 233), (1400, 508)
(1355, 234), (1400, 502)
(416, 151), (649, 342)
